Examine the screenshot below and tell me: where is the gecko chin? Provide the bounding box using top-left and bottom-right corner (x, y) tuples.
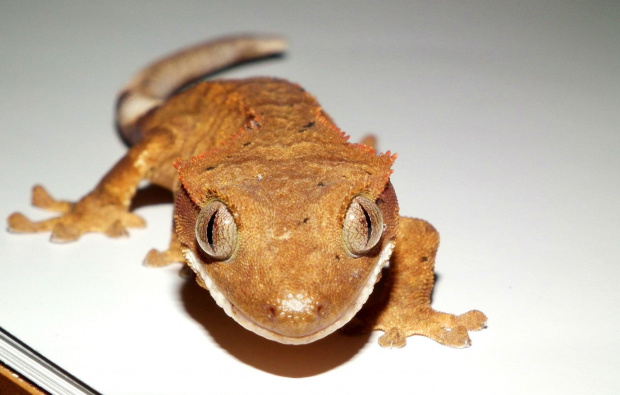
(183, 241), (395, 345)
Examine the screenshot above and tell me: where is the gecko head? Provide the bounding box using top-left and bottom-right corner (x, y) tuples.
(174, 178), (399, 344)
(172, 116), (398, 344)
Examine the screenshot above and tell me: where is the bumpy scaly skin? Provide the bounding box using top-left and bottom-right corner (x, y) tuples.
(7, 35), (486, 347)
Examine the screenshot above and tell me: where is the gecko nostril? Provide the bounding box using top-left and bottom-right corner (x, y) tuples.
(265, 304), (277, 321)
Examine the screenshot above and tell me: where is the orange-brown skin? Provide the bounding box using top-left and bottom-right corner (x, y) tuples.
(7, 35), (486, 347)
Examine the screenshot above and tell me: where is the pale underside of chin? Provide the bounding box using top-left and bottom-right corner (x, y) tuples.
(183, 241), (395, 345)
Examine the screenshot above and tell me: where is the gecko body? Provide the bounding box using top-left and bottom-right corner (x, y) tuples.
(9, 35), (486, 347)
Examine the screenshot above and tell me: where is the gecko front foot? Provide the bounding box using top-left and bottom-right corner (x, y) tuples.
(143, 247), (185, 267)
(142, 230), (185, 267)
(7, 185), (145, 242)
(348, 217), (487, 348)
(376, 308), (487, 348)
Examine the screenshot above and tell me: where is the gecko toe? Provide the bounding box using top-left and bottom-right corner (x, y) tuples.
(8, 212), (59, 233)
(434, 325), (472, 348)
(458, 310), (488, 331)
(122, 212), (146, 228)
(7, 212), (32, 232)
(31, 185), (72, 213)
(378, 328), (407, 348)
(104, 220), (129, 238)
(143, 248), (173, 267)
(50, 222), (81, 242)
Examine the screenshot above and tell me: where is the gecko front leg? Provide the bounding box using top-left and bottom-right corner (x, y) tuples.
(347, 217), (486, 348)
(143, 228), (185, 267)
(8, 130), (174, 242)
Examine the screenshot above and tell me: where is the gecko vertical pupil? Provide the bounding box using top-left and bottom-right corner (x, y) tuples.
(207, 211), (217, 248)
(342, 195), (384, 257)
(361, 205), (372, 244)
(195, 199), (238, 261)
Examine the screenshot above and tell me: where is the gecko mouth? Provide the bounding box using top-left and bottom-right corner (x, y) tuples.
(183, 241), (395, 344)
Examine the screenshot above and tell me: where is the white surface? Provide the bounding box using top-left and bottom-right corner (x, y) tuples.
(1, 1), (619, 394)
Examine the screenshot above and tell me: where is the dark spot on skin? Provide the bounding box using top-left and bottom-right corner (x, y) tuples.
(243, 142), (251, 147)
(298, 121), (315, 133)
(317, 182), (325, 187)
(421, 256), (428, 262)
(364, 170), (372, 175)
(206, 166), (216, 171)
(335, 255), (340, 260)
(296, 217), (310, 226)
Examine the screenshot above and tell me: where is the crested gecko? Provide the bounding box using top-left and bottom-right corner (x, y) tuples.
(8, 35), (486, 348)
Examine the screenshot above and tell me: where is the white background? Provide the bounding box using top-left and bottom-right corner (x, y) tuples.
(1, 1), (619, 394)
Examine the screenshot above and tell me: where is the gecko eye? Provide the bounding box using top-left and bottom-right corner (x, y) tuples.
(195, 200), (238, 261)
(342, 195), (384, 257)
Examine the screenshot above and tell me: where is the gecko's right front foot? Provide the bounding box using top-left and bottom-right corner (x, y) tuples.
(8, 185), (145, 242)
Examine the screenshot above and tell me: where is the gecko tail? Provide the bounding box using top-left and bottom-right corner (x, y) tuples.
(116, 34), (288, 144)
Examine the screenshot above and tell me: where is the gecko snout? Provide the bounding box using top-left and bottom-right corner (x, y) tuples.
(261, 291), (330, 337)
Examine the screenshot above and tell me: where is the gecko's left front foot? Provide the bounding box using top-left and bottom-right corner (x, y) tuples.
(376, 308), (487, 348)
(349, 217), (487, 348)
